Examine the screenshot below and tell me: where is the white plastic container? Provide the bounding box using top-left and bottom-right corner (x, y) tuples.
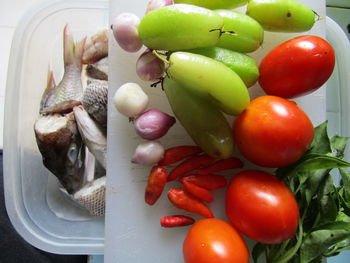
(4, 0), (108, 255)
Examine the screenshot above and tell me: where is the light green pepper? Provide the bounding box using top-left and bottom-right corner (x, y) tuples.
(138, 4), (223, 51)
(174, 0), (248, 9)
(215, 10), (264, 53)
(163, 77), (234, 159)
(167, 52), (250, 116)
(188, 46), (259, 87)
(246, 0), (316, 32)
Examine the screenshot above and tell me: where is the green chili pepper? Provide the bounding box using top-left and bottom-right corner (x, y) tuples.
(215, 10), (264, 53)
(167, 52), (250, 116)
(246, 0), (316, 32)
(138, 4), (223, 51)
(163, 77), (234, 159)
(187, 46), (259, 87)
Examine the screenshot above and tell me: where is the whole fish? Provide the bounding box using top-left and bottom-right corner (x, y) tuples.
(82, 28), (108, 64)
(82, 80), (108, 127)
(86, 56), (108, 81)
(40, 25), (86, 114)
(73, 105), (107, 169)
(34, 113), (85, 194)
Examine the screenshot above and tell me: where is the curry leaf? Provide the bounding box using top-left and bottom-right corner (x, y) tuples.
(309, 121), (331, 154)
(297, 154), (350, 172)
(252, 242), (265, 263)
(300, 221), (350, 263)
(339, 168), (350, 202)
(330, 135), (349, 158)
(277, 154), (350, 180)
(318, 174), (338, 224)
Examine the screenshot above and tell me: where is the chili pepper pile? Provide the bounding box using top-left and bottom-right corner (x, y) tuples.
(143, 145), (244, 228)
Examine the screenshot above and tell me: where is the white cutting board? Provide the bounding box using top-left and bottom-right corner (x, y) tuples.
(105, 1), (326, 262)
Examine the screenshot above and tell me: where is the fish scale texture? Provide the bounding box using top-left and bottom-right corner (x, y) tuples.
(82, 81), (108, 126)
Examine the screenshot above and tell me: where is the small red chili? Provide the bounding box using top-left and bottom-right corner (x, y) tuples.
(160, 215), (195, 228)
(180, 174), (227, 190)
(145, 166), (168, 205)
(182, 180), (214, 203)
(167, 154), (215, 181)
(196, 157), (244, 175)
(158, 145), (202, 166)
(167, 188), (214, 218)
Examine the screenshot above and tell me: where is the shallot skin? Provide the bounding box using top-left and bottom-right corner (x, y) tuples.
(134, 109), (176, 140)
(112, 13), (143, 53)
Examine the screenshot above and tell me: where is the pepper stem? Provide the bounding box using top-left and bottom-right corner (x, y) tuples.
(152, 50), (170, 64)
(313, 10), (324, 21)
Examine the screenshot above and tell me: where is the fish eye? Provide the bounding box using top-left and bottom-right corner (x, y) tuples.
(67, 144), (78, 163)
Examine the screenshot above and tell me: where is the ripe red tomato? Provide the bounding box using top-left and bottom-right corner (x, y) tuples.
(233, 95), (314, 168)
(226, 170), (299, 244)
(183, 218), (249, 263)
(259, 35), (335, 98)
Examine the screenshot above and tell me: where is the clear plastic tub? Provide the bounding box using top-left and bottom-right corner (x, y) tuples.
(4, 0), (108, 255)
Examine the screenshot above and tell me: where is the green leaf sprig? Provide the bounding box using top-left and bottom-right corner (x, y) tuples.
(253, 121), (350, 263)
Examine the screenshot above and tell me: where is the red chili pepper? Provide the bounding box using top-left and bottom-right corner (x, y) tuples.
(167, 188), (214, 218)
(182, 180), (214, 203)
(167, 154), (216, 181)
(160, 215), (195, 228)
(145, 166), (168, 205)
(158, 145), (202, 166)
(180, 174), (227, 190)
(196, 157), (244, 175)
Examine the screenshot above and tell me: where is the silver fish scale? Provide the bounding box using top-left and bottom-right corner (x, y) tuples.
(82, 80), (108, 127)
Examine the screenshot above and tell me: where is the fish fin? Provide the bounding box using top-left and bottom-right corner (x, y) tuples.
(73, 105), (107, 168)
(75, 36), (87, 63)
(40, 69), (57, 112)
(63, 24), (75, 67)
(40, 99), (81, 115)
(63, 24), (86, 68)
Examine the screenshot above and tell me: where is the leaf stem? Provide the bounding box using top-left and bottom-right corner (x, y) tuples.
(271, 240), (291, 262)
(273, 223), (303, 263)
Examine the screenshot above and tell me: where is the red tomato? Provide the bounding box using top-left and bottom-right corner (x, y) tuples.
(259, 35), (335, 98)
(183, 218), (249, 263)
(233, 95), (314, 168)
(226, 170), (299, 244)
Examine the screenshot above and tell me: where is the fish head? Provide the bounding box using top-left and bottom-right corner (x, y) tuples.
(34, 113), (86, 194)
